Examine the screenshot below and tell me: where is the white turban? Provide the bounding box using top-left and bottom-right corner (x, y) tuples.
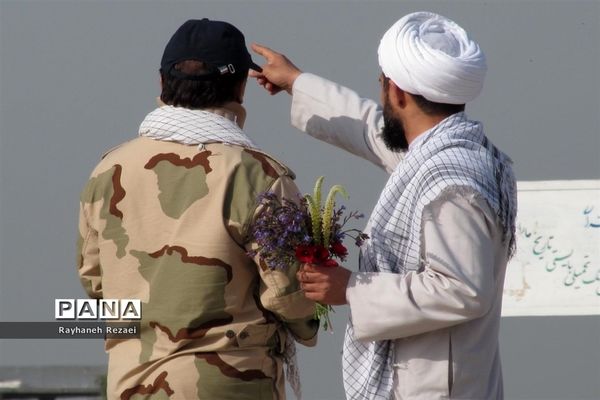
(378, 11), (487, 104)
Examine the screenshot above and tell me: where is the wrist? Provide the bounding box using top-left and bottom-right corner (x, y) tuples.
(341, 268), (353, 305)
(344, 271), (356, 305)
(286, 69), (303, 94)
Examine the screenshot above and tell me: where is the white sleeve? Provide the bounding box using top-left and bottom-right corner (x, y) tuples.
(346, 193), (502, 341)
(290, 73), (404, 173)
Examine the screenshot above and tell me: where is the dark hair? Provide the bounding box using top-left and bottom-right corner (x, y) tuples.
(160, 60), (247, 109)
(382, 75), (465, 116)
(411, 93), (465, 116)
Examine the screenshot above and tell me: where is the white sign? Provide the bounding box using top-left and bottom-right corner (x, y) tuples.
(502, 180), (600, 316)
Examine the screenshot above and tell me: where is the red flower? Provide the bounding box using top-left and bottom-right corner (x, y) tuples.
(295, 245), (316, 263)
(330, 241), (348, 258)
(296, 244), (337, 267)
(313, 245), (330, 264)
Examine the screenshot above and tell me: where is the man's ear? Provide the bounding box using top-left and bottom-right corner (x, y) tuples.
(388, 80), (407, 109)
(236, 77), (248, 104)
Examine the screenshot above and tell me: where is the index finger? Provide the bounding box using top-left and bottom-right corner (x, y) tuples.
(300, 264), (339, 276)
(302, 263), (326, 273)
(251, 42), (278, 61)
(248, 69), (264, 79)
(297, 271), (326, 284)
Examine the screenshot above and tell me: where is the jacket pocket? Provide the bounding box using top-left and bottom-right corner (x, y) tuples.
(393, 329), (451, 399)
(235, 323), (278, 349)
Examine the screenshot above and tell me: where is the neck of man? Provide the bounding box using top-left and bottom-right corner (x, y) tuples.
(403, 112), (453, 146)
(156, 98), (247, 129)
(204, 101), (247, 129)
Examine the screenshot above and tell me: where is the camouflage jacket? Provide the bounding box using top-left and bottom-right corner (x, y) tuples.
(77, 106), (318, 400)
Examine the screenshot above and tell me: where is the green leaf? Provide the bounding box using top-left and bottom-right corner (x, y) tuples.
(315, 303), (334, 332)
(313, 176), (325, 210)
(304, 194), (322, 244)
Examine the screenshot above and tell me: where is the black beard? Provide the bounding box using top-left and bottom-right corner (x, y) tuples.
(382, 102), (408, 152)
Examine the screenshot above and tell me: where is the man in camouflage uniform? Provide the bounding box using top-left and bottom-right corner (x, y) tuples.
(77, 19), (318, 400)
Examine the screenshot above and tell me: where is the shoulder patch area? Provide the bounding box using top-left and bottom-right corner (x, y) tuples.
(101, 138), (138, 160)
(242, 148), (296, 179)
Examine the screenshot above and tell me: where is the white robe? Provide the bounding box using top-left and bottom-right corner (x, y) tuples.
(290, 73), (507, 400)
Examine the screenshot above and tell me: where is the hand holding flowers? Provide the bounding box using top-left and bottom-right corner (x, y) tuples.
(296, 263), (352, 306)
(248, 176), (368, 331)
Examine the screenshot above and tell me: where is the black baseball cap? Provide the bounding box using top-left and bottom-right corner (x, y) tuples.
(160, 19), (262, 80)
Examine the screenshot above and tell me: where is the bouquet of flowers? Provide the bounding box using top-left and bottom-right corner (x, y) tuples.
(248, 176), (369, 331)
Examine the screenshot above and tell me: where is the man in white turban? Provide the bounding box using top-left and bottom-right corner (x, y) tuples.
(251, 11), (516, 400)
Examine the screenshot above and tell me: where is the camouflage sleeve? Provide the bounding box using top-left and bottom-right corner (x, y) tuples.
(77, 184), (103, 299)
(249, 176), (319, 346)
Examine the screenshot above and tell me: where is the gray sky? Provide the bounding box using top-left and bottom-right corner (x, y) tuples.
(0, 1), (599, 399)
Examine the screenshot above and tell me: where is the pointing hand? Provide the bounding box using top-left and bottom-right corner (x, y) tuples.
(249, 43), (302, 95)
